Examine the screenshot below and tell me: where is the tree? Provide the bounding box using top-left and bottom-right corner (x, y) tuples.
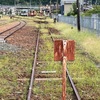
(67, 2), (77, 16)
(73, 2), (77, 15)
(0, 0), (61, 5)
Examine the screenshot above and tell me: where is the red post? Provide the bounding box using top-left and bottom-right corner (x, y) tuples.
(62, 56), (67, 100)
(62, 40), (67, 100)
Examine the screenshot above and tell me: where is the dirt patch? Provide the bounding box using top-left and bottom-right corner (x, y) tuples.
(34, 20), (48, 24)
(48, 27), (60, 34)
(35, 74), (61, 78)
(0, 50), (7, 55)
(6, 26), (38, 50)
(36, 17), (46, 20)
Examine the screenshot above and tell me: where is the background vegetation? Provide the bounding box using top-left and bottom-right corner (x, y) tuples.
(0, 0), (60, 5)
(67, 3), (100, 16)
(83, 5), (100, 16)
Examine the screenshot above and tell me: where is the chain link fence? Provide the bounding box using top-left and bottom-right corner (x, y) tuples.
(52, 14), (100, 35)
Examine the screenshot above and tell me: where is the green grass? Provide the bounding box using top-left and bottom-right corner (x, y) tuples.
(49, 22), (100, 63)
(33, 17), (100, 99)
(48, 21), (100, 99)
(0, 15), (19, 26)
(0, 50), (33, 99)
(33, 80), (62, 100)
(33, 19), (77, 99)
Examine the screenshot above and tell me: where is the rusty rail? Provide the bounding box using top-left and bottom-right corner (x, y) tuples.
(66, 68), (81, 100)
(0, 21), (26, 40)
(27, 32), (39, 100)
(5, 21), (26, 39)
(0, 22), (21, 35)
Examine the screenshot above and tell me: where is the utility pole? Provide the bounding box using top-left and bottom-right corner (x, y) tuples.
(76, 0), (81, 31)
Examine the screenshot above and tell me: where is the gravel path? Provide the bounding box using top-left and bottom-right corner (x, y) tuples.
(0, 42), (20, 52)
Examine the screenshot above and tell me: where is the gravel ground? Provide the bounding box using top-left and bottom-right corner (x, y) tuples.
(0, 21), (21, 53)
(0, 42), (20, 52)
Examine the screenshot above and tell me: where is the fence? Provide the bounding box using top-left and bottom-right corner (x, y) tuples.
(52, 14), (100, 35)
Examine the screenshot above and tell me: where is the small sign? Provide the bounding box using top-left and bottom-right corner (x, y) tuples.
(54, 40), (75, 61)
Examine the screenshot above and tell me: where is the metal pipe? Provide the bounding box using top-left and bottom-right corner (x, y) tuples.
(4, 21), (26, 39)
(27, 32), (39, 100)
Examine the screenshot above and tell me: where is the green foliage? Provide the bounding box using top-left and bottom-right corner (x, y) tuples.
(82, 5), (100, 16)
(72, 3), (77, 15)
(67, 2), (77, 16)
(0, 0), (14, 5)
(0, 0), (60, 5)
(67, 10), (75, 16)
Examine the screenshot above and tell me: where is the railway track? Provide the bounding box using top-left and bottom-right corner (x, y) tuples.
(0, 21), (26, 42)
(0, 16), (99, 100)
(27, 17), (81, 100)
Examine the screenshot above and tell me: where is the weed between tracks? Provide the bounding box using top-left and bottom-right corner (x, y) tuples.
(33, 18), (62, 100)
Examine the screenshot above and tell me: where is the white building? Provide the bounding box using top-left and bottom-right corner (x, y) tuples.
(61, 0), (84, 15)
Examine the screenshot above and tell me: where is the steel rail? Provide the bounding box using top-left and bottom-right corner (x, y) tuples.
(0, 21), (26, 40)
(66, 68), (81, 100)
(27, 32), (39, 100)
(4, 21), (26, 39)
(0, 22), (21, 35)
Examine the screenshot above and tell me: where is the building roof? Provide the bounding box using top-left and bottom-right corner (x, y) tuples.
(61, 0), (76, 5)
(64, 0), (76, 3)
